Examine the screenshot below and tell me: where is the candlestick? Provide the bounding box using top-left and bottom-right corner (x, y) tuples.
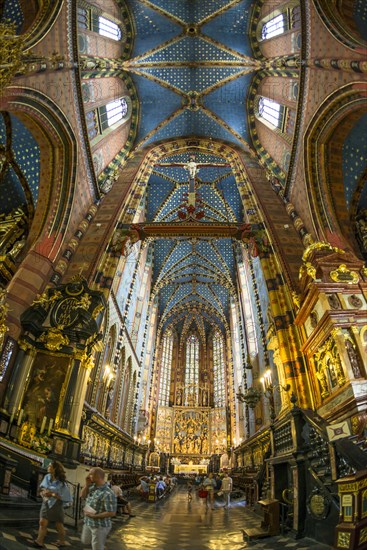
(40, 416), (47, 434)
(48, 418), (54, 436)
(17, 409), (24, 426)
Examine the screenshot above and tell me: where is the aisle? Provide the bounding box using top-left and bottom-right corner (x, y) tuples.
(107, 485), (331, 550)
(0, 486), (332, 549)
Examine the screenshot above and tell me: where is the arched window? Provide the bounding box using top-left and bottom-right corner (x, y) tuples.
(185, 334), (199, 406)
(213, 331), (226, 407)
(98, 16), (122, 41)
(259, 4), (301, 41)
(77, 6), (122, 41)
(86, 97), (131, 141)
(159, 330), (173, 406)
(258, 97), (284, 129)
(261, 14), (285, 40)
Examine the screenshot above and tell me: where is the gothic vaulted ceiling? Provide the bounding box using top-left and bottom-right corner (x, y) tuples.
(125, 0), (258, 339)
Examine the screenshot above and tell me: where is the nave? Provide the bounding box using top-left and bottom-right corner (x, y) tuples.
(1, 486), (332, 550)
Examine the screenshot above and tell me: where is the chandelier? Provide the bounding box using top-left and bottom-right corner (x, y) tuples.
(236, 385), (262, 408)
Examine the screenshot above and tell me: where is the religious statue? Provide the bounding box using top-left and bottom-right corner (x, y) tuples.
(8, 235), (26, 260)
(184, 156), (199, 180)
(345, 340), (362, 379)
(315, 368), (329, 398)
(356, 209), (367, 252)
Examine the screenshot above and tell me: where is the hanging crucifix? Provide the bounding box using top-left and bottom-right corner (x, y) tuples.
(155, 154), (230, 221)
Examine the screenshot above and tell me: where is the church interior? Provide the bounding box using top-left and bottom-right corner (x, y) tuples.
(0, 0), (366, 548)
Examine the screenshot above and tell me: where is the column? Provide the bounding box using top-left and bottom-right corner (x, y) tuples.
(5, 344), (36, 413)
(67, 353), (94, 438)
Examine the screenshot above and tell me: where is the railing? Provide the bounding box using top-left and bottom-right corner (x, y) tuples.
(64, 481), (83, 529)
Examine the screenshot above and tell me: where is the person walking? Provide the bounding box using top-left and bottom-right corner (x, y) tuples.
(202, 472), (216, 509)
(80, 467), (117, 550)
(32, 461), (71, 548)
(221, 471), (233, 508)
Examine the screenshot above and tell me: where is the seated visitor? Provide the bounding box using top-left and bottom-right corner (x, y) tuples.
(110, 479), (136, 517)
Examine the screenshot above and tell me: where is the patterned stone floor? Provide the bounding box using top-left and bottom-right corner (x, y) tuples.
(0, 487), (333, 549)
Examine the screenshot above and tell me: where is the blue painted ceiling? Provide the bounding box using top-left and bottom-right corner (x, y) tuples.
(125, 0), (257, 339)
(0, 113), (40, 216)
(126, 0), (256, 149)
(342, 112), (367, 213)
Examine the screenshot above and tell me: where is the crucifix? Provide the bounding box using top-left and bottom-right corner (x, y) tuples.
(155, 154), (230, 220)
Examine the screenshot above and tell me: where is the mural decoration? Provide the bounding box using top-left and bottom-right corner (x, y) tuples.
(173, 409), (209, 455)
(155, 406), (173, 453)
(210, 407), (227, 454)
(22, 353), (69, 429)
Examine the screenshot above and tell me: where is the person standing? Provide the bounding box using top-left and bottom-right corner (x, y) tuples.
(32, 461), (71, 548)
(80, 467), (117, 550)
(221, 471), (233, 508)
(202, 472), (216, 509)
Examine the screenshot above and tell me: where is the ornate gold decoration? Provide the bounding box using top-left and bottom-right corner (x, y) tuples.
(291, 291), (301, 310)
(0, 22), (27, 91)
(32, 290), (62, 309)
(337, 531), (351, 548)
(38, 327), (69, 351)
(299, 261), (316, 280)
(314, 335), (346, 399)
(91, 303), (104, 319)
(330, 264), (359, 284)
(302, 241), (344, 262)
(0, 290), (9, 350)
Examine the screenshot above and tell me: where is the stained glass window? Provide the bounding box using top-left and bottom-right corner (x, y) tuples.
(213, 331), (226, 407)
(99, 98), (128, 131)
(185, 335), (199, 406)
(159, 330), (173, 406)
(261, 14), (285, 39)
(98, 16), (122, 41)
(258, 97), (284, 129)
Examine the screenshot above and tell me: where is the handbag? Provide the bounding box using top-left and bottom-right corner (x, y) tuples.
(198, 489), (208, 498)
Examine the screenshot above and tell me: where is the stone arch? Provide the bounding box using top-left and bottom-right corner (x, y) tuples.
(1, 0), (64, 46)
(81, 138), (309, 407)
(304, 82), (367, 251)
(0, 88), (78, 334)
(312, 0), (367, 51)
(0, 88), (78, 248)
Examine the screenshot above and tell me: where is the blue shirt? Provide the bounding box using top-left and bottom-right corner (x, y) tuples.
(40, 473), (71, 509)
(84, 483), (116, 528)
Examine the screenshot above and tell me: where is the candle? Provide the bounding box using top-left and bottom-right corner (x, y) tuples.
(40, 416), (47, 434)
(48, 418), (54, 436)
(17, 409), (24, 426)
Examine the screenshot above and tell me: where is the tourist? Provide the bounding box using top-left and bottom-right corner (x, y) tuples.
(80, 467), (116, 550)
(156, 476), (166, 497)
(110, 479), (136, 517)
(32, 461), (71, 548)
(221, 472), (233, 508)
(202, 472), (216, 509)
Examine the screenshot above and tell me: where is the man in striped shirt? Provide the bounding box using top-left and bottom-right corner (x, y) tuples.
(81, 468), (116, 550)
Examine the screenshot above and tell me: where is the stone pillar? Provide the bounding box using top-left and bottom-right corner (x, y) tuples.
(5, 343), (35, 413)
(56, 357), (82, 435)
(66, 353), (94, 438)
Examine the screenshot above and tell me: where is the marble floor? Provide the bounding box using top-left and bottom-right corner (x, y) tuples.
(1, 486), (333, 550)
